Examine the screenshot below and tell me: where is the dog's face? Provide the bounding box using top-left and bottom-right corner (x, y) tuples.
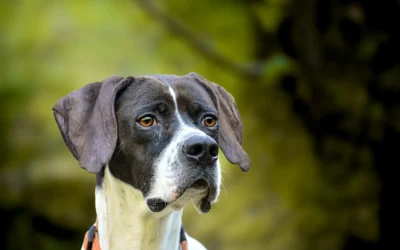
(112, 76), (222, 213)
(53, 73), (250, 214)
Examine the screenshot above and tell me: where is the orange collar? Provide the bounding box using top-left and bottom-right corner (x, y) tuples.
(82, 220), (188, 250)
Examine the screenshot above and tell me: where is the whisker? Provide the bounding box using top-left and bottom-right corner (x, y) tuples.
(219, 164), (226, 173)
(221, 181), (228, 194)
(115, 140), (129, 158)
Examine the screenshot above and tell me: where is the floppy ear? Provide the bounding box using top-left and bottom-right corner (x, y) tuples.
(52, 76), (133, 173)
(188, 73), (250, 172)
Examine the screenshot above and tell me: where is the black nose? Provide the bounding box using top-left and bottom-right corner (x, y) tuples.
(183, 135), (219, 165)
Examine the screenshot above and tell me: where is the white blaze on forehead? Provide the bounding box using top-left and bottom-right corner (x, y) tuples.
(168, 86), (185, 126)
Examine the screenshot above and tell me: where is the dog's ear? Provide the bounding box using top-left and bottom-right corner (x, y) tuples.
(188, 73), (250, 172)
(52, 76), (133, 173)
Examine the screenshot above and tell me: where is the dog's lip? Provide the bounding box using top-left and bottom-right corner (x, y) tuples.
(146, 179), (217, 213)
(177, 178), (217, 202)
(188, 178), (208, 190)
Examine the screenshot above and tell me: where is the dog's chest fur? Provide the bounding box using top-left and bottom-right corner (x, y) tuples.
(95, 167), (183, 250)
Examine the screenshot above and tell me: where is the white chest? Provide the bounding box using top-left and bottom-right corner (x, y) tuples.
(95, 167), (182, 250)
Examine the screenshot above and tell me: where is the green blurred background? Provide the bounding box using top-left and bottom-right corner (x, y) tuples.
(1, 0), (399, 249)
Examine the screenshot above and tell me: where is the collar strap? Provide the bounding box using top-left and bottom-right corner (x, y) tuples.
(83, 221), (188, 250)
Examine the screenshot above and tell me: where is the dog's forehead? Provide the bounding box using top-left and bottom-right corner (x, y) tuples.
(119, 75), (216, 109)
(118, 76), (170, 104)
(150, 74), (216, 108)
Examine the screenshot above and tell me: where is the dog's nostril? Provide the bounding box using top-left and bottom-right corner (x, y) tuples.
(209, 144), (219, 157)
(187, 143), (204, 156)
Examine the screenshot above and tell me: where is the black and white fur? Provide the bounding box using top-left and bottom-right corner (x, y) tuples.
(53, 73), (250, 250)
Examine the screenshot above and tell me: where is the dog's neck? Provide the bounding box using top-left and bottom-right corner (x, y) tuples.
(95, 167), (182, 250)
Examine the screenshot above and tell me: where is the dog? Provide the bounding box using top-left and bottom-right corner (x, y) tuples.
(53, 72), (250, 250)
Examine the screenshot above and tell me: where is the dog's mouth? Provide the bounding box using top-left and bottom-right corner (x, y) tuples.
(146, 178), (217, 213)
(189, 178), (209, 190)
(186, 179), (213, 213)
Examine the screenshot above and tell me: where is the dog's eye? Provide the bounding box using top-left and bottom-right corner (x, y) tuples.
(138, 116), (156, 127)
(202, 116), (217, 127)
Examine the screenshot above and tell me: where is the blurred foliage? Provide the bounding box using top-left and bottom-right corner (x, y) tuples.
(1, 0), (399, 250)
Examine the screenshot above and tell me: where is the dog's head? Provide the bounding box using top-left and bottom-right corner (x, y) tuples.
(53, 73), (250, 214)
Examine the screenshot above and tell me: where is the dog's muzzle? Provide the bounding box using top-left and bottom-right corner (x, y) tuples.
(147, 134), (219, 213)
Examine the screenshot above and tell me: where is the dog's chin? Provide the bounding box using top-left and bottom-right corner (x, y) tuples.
(146, 179), (219, 214)
(179, 178), (219, 214)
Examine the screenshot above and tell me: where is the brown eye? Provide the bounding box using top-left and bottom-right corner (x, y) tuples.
(138, 116), (156, 127)
(202, 116), (217, 127)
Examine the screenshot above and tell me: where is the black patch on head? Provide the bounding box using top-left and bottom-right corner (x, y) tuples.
(173, 83), (219, 142)
(107, 77), (179, 196)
